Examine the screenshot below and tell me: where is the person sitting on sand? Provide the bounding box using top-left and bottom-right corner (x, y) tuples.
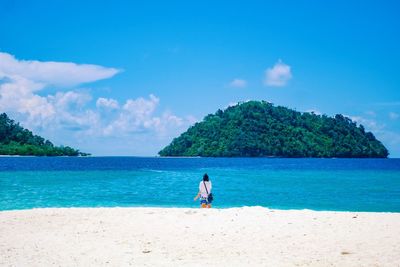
(193, 173), (212, 208)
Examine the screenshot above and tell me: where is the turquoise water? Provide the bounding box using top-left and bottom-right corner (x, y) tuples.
(0, 157), (399, 211)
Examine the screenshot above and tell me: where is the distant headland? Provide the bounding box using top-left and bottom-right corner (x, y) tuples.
(159, 101), (389, 158)
(0, 113), (89, 156)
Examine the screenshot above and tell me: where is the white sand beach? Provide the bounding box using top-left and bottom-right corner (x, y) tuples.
(1, 207), (399, 266)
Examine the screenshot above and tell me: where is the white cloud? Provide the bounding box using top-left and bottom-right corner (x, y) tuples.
(0, 52), (120, 87)
(264, 60), (292, 87)
(0, 52), (118, 125)
(0, 52), (195, 155)
(52, 91), (92, 110)
(100, 94), (189, 138)
(96, 97), (119, 110)
(122, 94), (159, 119)
(229, 78), (247, 88)
(389, 112), (399, 120)
(0, 75), (54, 122)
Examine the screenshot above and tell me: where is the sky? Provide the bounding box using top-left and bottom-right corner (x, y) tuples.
(0, 0), (399, 156)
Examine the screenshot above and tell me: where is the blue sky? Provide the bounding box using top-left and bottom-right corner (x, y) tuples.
(1, 0), (399, 156)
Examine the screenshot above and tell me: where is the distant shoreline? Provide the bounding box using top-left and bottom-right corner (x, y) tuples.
(0, 155), (396, 158)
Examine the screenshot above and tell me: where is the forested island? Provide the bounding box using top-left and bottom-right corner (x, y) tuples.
(159, 101), (389, 158)
(0, 113), (89, 156)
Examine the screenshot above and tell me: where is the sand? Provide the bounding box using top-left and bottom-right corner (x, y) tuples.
(1, 207), (399, 266)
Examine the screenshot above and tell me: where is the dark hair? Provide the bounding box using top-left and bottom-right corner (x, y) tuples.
(203, 173), (209, 181)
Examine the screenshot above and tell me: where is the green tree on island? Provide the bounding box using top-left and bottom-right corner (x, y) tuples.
(159, 101), (389, 158)
(0, 113), (89, 156)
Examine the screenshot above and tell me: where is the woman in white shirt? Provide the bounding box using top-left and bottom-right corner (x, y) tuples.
(193, 173), (212, 208)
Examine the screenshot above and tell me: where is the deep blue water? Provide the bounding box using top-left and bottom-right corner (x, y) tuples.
(0, 157), (399, 212)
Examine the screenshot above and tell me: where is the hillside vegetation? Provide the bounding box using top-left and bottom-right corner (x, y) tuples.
(0, 113), (89, 156)
(159, 101), (388, 158)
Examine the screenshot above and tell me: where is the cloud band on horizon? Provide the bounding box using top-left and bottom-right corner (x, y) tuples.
(264, 60), (292, 87)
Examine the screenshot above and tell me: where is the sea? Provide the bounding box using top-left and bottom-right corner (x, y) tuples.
(0, 157), (399, 212)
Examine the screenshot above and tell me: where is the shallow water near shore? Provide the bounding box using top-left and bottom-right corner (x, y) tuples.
(0, 157), (399, 211)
